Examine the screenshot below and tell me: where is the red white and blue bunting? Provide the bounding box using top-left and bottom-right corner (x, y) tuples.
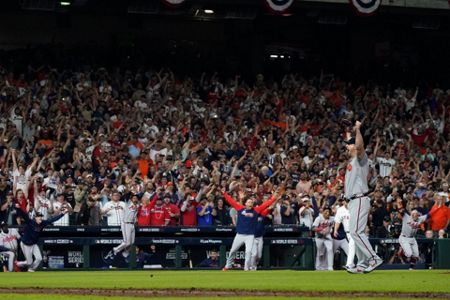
(161, 0), (186, 8)
(349, 0), (382, 16)
(264, 0), (294, 14)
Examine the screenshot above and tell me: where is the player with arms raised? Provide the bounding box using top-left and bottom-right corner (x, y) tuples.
(344, 120), (382, 274)
(222, 187), (284, 271)
(397, 199), (436, 270)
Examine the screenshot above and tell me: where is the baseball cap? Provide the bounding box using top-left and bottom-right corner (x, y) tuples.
(0, 221), (7, 226)
(35, 212), (44, 217)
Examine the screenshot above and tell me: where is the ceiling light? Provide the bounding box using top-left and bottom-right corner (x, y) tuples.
(204, 9), (214, 14)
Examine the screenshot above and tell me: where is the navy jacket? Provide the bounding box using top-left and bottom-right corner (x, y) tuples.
(223, 192), (277, 236)
(15, 208), (64, 245)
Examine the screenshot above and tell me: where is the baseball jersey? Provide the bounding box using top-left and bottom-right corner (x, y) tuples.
(223, 192), (277, 235)
(401, 213), (427, 238)
(299, 206), (314, 229)
(149, 205), (170, 226)
(376, 157), (396, 177)
(255, 209), (270, 238)
(34, 195), (52, 220)
(0, 228), (21, 252)
(312, 215), (335, 239)
(197, 206), (213, 226)
(103, 201), (126, 226)
(335, 206), (350, 233)
(164, 203), (180, 226)
(137, 203), (152, 226)
(345, 153), (369, 199)
(122, 201), (140, 223)
(181, 202), (198, 226)
(13, 169), (32, 193)
(52, 202), (72, 226)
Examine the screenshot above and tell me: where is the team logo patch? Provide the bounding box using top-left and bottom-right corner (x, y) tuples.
(347, 164), (352, 171)
(349, 0), (382, 16)
(264, 0), (294, 13)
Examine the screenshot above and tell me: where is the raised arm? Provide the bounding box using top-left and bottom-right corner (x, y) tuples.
(255, 187), (284, 213)
(33, 177), (41, 211)
(222, 192), (244, 210)
(43, 213), (65, 226)
(11, 149), (18, 172)
(354, 121), (365, 158)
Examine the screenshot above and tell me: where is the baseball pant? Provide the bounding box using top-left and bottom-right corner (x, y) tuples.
(225, 233), (254, 271)
(250, 236), (264, 270)
(349, 197), (379, 268)
(20, 242), (42, 271)
(346, 233), (356, 268)
(399, 236), (419, 258)
(114, 223), (135, 254)
(315, 238), (333, 270)
(333, 238), (349, 255)
(1, 251), (15, 272)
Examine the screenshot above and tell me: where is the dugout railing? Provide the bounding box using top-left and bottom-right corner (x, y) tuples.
(10, 225), (448, 270)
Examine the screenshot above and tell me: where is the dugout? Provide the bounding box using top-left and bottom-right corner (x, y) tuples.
(14, 225), (448, 270)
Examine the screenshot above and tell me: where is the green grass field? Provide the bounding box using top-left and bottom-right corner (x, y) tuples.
(0, 270), (448, 299)
(0, 296), (435, 300)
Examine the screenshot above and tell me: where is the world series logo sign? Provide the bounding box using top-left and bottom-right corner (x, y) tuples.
(349, 0), (382, 16)
(264, 0), (294, 14)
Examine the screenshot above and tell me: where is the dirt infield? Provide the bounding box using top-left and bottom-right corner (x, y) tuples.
(0, 288), (449, 298)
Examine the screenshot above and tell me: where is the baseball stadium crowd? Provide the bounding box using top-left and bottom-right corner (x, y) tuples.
(0, 51), (449, 245)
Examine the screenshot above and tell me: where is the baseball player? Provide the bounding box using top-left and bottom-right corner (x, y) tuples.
(222, 190), (281, 271)
(250, 208), (271, 270)
(344, 121), (382, 274)
(0, 222), (21, 272)
(333, 200), (356, 270)
(14, 205), (68, 272)
(398, 204), (433, 270)
(101, 191), (126, 226)
(110, 194), (140, 257)
(312, 207), (335, 271)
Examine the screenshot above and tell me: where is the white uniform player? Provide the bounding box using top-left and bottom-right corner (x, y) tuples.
(52, 194), (73, 226)
(34, 192), (53, 220)
(344, 122), (382, 274)
(0, 223), (21, 272)
(112, 194), (140, 257)
(333, 202), (356, 269)
(101, 193), (126, 226)
(313, 208), (335, 271)
(398, 209), (428, 270)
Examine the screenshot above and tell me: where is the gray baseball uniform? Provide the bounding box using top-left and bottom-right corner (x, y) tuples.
(334, 205), (355, 268)
(313, 215), (334, 271)
(113, 201), (139, 255)
(0, 228), (20, 271)
(345, 153), (380, 268)
(399, 213), (427, 258)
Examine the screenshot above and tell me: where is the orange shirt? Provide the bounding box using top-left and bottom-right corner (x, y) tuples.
(429, 204), (450, 231)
